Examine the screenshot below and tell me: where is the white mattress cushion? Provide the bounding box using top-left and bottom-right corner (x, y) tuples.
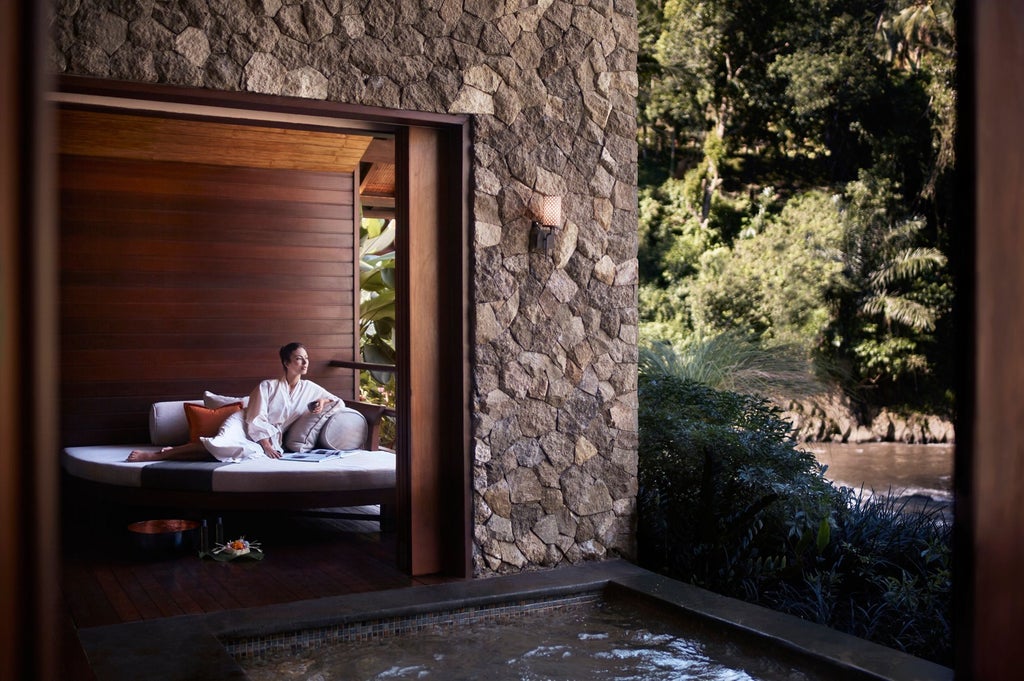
(61, 446), (148, 487)
(211, 451), (396, 492)
(61, 445), (395, 493)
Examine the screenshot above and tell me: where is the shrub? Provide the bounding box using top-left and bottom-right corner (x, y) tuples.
(765, 489), (952, 664)
(637, 373), (952, 664)
(637, 374), (841, 598)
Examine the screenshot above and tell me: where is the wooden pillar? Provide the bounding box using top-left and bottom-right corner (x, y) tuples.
(1, 1), (59, 679)
(397, 127), (443, 575)
(395, 124), (469, 577)
(969, 2), (1024, 679)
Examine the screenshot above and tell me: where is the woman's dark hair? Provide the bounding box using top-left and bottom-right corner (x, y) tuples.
(279, 342), (305, 368)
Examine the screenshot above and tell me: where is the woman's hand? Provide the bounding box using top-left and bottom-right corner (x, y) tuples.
(309, 398), (331, 414)
(260, 438), (281, 459)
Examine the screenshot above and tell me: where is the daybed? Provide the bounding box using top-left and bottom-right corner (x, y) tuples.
(61, 394), (396, 517)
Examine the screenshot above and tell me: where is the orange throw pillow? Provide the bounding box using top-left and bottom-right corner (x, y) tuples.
(184, 402), (243, 443)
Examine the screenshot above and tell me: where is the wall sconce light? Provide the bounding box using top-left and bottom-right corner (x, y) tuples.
(530, 195), (561, 254)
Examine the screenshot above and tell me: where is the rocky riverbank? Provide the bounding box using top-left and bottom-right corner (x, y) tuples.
(778, 392), (955, 444)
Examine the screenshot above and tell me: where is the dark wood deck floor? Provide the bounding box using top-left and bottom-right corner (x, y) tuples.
(61, 506), (439, 631)
(59, 492), (460, 680)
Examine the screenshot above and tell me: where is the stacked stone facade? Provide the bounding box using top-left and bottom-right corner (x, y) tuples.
(52, 0), (640, 575)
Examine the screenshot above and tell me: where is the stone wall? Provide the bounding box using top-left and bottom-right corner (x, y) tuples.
(51, 0), (640, 575)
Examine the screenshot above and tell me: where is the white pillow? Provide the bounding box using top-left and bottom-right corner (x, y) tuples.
(204, 390), (250, 409)
(200, 410), (262, 462)
(283, 401), (345, 453)
(317, 407), (368, 451)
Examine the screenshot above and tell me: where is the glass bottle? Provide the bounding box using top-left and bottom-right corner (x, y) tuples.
(200, 519), (209, 555)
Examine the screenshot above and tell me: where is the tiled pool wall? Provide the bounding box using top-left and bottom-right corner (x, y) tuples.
(224, 591), (602, 661)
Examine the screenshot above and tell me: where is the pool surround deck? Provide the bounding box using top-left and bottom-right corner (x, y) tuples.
(77, 559), (952, 681)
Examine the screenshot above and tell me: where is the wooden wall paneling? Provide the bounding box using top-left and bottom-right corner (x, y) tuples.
(58, 108), (364, 446)
(347, 159), (363, 401)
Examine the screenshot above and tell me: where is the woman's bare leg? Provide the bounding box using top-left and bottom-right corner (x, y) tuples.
(126, 441), (209, 462)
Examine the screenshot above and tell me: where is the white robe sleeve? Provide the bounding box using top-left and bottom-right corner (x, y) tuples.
(244, 379), (279, 445)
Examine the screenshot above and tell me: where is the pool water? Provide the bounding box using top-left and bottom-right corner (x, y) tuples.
(239, 597), (824, 681)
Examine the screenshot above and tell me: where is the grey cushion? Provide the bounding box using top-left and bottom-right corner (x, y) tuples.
(283, 401), (345, 453)
(317, 407), (368, 451)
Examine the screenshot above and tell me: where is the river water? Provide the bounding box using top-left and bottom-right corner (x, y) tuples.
(803, 442), (955, 506)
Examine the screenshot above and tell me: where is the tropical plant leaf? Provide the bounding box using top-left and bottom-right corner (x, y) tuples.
(816, 516), (831, 553)
(360, 289), (396, 321)
(867, 247), (946, 289)
(860, 293), (936, 331)
(360, 219), (396, 257)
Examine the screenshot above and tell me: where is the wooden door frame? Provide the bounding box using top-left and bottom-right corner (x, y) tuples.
(50, 76), (472, 578)
(395, 124), (472, 577)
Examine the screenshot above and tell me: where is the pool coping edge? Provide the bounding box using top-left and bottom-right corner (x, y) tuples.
(76, 559), (953, 681)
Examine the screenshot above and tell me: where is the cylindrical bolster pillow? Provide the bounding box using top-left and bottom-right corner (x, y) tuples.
(149, 400), (203, 446)
(283, 401), (344, 453)
(317, 408), (368, 451)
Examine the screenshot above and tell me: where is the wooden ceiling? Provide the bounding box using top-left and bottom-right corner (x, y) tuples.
(59, 109), (397, 217)
(359, 137), (396, 219)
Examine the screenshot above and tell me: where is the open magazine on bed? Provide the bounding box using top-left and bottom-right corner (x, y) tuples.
(280, 449), (358, 463)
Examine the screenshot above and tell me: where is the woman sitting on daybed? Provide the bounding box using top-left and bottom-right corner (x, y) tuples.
(126, 342), (338, 462)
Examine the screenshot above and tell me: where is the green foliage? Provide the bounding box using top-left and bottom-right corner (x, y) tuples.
(877, 0), (955, 73)
(635, 0), (956, 663)
(636, 0), (956, 412)
(823, 171), (951, 394)
(637, 179), (720, 287)
(637, 373), (842, 599)
(767, 489), (953, 663)
(637, 370), (953, 663)
(359, 218), (396, 363)
(687, 190), (845, 347)
(359, 218), (397, 408)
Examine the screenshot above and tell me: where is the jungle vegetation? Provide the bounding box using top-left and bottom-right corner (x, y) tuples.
(633, 0), (957, 664)
(636, 0), (956, 414)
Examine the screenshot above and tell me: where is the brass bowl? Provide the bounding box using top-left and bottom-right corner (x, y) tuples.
(127, 519), (199, 556)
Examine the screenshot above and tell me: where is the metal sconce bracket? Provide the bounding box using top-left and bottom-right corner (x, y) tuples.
(530, 220), (556, 253)
(530, 195), (561, 254)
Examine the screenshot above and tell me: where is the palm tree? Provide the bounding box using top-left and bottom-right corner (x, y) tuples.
(838, 177), (946, 333)
(876, 0), (955, 73)
(825, 173), (948, 390)
(876, 0), (957, 199)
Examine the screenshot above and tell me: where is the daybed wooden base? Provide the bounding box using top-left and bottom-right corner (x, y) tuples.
(63, 473), (396, 529)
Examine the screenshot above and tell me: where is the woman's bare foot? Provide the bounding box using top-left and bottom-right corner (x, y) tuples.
(126, 447), (171, 462)
(125, 442), (211, 462)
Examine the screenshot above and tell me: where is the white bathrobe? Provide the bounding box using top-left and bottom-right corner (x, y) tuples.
(202, 377), (338, 462)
